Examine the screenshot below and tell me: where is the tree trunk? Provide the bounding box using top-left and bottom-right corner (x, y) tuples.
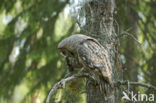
(75, 0), (121, 102)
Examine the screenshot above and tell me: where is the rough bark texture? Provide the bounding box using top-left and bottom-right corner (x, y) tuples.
(76, 0), (122, 103)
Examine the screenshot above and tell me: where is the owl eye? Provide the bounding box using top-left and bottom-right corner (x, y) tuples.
(62, 51), (66, 55)
(70, 52), (74, 57)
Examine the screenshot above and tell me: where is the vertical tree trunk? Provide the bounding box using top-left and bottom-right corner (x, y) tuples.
(75, 0), (121, 102)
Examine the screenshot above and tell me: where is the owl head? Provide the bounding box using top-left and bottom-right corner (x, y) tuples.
(58, 34), (96, 58)
(57, 36), (75, 58)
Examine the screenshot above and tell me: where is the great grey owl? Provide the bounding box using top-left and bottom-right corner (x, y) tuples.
(58, 34), (113, 93)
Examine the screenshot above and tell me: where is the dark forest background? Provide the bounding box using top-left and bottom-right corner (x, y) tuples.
(0, 0), (155, 103)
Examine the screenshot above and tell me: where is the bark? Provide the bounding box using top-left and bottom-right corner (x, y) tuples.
(76, 0), (121, 102)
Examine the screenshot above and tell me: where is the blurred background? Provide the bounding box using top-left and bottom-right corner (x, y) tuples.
(0, 0), (155, 103)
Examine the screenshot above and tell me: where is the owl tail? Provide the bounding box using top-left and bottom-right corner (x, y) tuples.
(99, 77), (113, 99)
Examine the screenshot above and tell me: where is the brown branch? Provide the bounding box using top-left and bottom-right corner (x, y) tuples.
(46, 72), (95, 103)
(118, 32), (141, 45)
(46, 74), (156, 103)
(115, 81), (156, 91)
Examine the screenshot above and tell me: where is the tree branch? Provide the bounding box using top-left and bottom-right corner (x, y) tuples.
(46, 74), (156, 103)
(46, 72), (95, 103)
(115, 81), (156, 91)
(118, 32), (141, 45)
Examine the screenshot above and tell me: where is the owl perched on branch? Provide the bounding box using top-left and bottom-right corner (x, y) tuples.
(58, 34), (113, 93)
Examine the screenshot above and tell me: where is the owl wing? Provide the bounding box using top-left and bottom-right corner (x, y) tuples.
(77, 39), (113, 86)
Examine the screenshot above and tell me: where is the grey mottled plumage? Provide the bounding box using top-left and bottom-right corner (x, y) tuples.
(58, 34), (113, 93)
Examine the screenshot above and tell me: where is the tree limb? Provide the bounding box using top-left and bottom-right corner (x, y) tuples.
(46, 75), (156, 103)
(46, 72), (95, 103)
(115, 81), (156, 91)
(118, 32), (141, 45)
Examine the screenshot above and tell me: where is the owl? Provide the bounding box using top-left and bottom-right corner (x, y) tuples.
(58, 34), (113, 93)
